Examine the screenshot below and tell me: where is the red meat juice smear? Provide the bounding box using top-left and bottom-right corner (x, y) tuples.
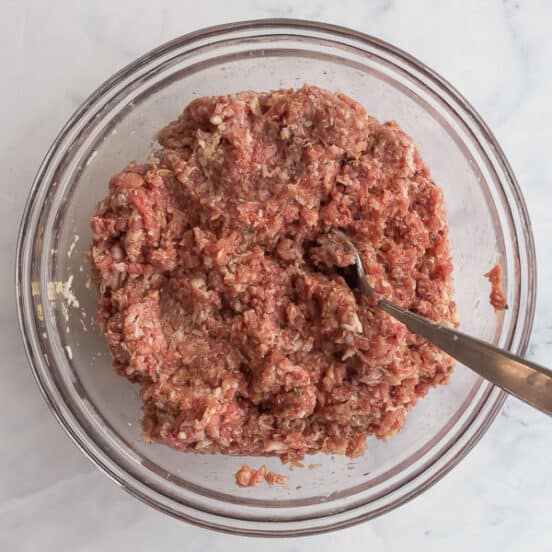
(485, 264), (508, 311)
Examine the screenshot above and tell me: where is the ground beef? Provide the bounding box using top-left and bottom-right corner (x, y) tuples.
(485, 264), (508, 311)
(234, 464), (287, 487)
(90, 86), (457, 464)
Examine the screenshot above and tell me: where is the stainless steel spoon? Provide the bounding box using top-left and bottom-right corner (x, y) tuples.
(336, 231), (552, 415)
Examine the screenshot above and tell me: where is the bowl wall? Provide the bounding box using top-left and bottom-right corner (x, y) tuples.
(17, 20), (536, 535)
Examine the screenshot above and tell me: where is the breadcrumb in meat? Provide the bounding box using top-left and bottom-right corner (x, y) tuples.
(90, 86), (457, 465)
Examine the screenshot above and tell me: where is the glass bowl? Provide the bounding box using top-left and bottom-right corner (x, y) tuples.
(16, 20), (536, 536)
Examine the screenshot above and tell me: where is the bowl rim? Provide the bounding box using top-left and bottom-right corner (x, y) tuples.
(16, 18), (537, 536)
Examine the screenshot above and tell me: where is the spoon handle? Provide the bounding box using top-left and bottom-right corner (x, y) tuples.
(378, 298), (552, 415)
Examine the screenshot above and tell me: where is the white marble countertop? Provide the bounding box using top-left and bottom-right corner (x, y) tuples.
(2, 1), (551, 550)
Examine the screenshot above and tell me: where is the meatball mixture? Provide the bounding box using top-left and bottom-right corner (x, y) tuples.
(90, 86), (457, 463)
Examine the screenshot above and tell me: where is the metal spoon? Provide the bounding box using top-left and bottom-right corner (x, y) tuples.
(335, 231), (552, 415)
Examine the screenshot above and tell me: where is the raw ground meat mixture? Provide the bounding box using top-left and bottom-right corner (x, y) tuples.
(234, 464), (288, 487)
(90, 86), (458, 464)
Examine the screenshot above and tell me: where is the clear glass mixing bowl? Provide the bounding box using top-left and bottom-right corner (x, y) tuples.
(16, 20), (536, 536)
